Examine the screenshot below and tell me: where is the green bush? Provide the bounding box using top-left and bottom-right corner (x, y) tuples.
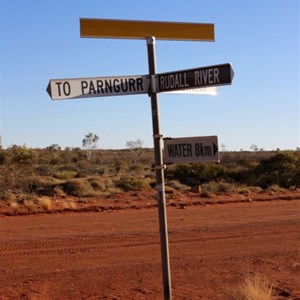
(165, 163), (225, 186)
(61, 179), (94, 197)
(253, 152), (300, 188)
(116, 176), (150, 192)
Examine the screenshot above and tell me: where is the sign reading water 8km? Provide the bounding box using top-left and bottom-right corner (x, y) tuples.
(163, 135), (219, 164)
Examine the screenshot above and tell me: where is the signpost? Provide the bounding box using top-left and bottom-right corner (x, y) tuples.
(157, 64), (234, 93)
(164, 136), (219, 164)
(47, 18), (234, 300)
(47, 75), (149, 100)
(47, 73), (219, 100)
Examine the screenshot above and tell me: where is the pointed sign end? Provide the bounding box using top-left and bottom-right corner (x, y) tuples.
(46, 82), (52, 99)
(230, 65), (235, 80)
(213, 142), (218, 156)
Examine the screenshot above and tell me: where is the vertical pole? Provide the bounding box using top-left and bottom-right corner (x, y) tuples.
(146, 36), (172, 300)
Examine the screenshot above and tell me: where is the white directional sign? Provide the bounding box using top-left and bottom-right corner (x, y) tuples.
(156, 63), (234, 93)
(47, 75), (150, 100)
(46, 63), (232, 101)
(163, 135), (219, 164)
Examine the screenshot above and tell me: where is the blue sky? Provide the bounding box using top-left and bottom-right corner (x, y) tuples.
(1, 0), (299, 151)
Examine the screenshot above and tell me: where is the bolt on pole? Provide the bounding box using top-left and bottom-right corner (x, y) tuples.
(146, 36), (172, 300)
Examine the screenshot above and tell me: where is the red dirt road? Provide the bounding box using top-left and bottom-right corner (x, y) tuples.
(0, 198), (299, 299)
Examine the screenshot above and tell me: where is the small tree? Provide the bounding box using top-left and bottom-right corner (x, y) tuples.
(82, 132), (99, 160)
(126, 139), (144, 164)
(46, 144), (61, 151)
(250, 144), (258, 152)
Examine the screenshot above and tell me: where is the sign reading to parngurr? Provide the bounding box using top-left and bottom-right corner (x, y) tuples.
(47, 75), (150, 100)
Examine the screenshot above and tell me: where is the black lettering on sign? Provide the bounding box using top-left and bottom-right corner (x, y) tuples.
(97, 80), (104, 93)
(195, 143), (212, 157)
(55, 82), (63, 96)
(81, 81), (88, 95)
(89, 81), (96, 94)
(56, 81), (71, 96)
(137, 78), (143, 91)
(113, 79), (120, 92)
(104, 80), (112, 93)
(167, 143), (193, 158)
(80, 77), (144, 96)
(121, 78), (128, 92)
(128, 78), (136, 91)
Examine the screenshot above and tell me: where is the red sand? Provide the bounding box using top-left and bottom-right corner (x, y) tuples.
(0, 190), (299, 299)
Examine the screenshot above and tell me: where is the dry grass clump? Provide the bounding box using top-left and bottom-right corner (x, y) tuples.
(10, 202), (19, 214)
(63, 200), (77, 210)
(24, 199), (35, 212)
(39, 198), (52, 211)
(87, 177), (113, 192)
(54, 186), (66, 196)
(165, 180), (190, 191)
(4, 192), (16, 203)
(227, 273), (273, 300)
(201, 181), (236, 194)
(54, 170), (77, 180)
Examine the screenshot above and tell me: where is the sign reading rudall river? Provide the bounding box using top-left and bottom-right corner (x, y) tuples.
(163, 136), (219, 164)
(156, 63), (234, 93)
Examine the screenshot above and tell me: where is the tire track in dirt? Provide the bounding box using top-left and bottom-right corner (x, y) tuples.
(0, 234), (160, 257)
(1, 221), (297, 258)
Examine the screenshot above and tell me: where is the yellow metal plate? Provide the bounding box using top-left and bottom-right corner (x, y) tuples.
(80, 18), (214, 41)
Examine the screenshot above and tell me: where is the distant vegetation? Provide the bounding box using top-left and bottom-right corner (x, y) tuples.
(0, 144), (299, 200)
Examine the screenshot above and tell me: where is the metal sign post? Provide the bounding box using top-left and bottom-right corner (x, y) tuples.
(147, 36), (172, 300)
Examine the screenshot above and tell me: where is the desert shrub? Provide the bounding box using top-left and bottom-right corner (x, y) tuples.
(87, 177), (106, 191)
(129, 163), (146, 175)
(8, 146), (37, 166)
(61, 179), (94, 197)
(74, 160), (102, 177)
(35, 164), (57, 176)
(54, 186), (66, 196)
(113, 159), (129, 175)
(0, 148), (6, 164)
(116, 176), (150, 192)
(2, 192), (16, 202)
(165, 180), (189, 191)
(252, 152), (300, 188)
(54, 170), (77, 180)
(0, 146), (38, 195)
(39, 198), (52, 211)
(63, 200), (77, 210)
(87, 177), (113, 192)
(24, 199), (36, 212)
(10, 202), (19, 214)
(165, 163), (226, 186)
(201, 181), (236, 194)
(32, 177), (62, 196)
(226, 273), (273, 300)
